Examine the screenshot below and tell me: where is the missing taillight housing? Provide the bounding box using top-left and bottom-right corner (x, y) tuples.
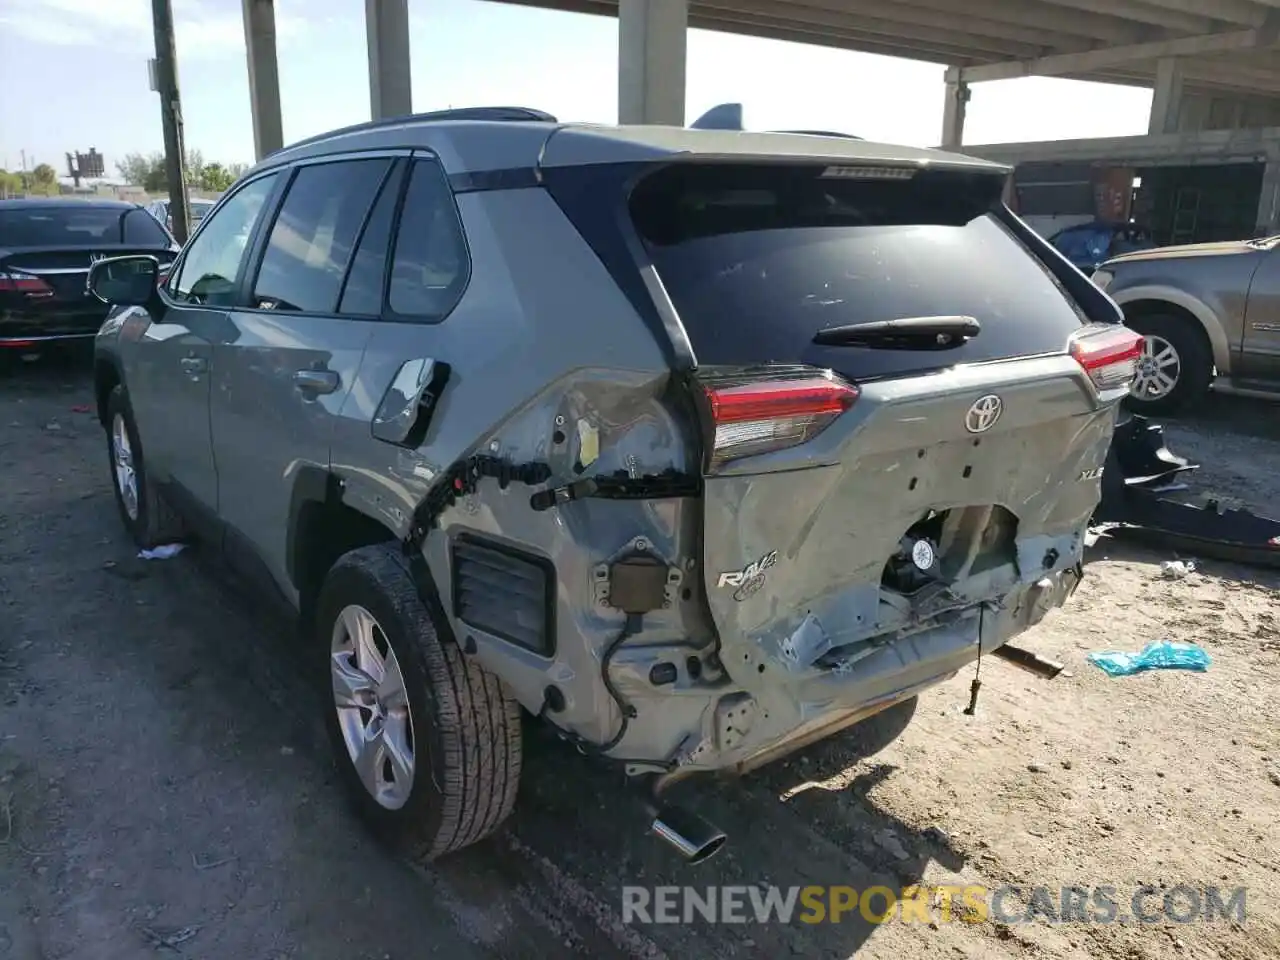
(1070, 324), (1144, 394)
(0, 270), (55, 298)
(696, 367), (859, 470)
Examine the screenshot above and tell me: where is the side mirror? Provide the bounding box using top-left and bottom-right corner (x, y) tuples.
(87, 255), (159, 306)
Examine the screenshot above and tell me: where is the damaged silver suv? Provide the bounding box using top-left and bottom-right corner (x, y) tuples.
(89, 106), (1139, 865)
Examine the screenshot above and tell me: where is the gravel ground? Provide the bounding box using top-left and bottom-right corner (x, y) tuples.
(2, 355), (1279, 960)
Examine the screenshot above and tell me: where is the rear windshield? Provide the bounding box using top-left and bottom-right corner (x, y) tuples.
(629, 163), (1086, 381)
(0, 206), (170, 247)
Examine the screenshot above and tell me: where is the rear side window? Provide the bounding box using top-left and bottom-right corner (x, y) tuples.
(387, 159), (469, 320)
(0, 206), (168, 246)
(337, 163), (404, 316)
(629, 163), (1086, 382)
(253, 158), (392, 313)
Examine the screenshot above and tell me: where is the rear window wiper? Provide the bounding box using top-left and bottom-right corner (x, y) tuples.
(812, 315), (980, 350)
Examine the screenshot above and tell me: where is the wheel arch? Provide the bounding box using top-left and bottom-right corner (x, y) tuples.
(287, 466), (400, 629)
(1111, 286), (1231, 375)
(93, 355), (123, 428)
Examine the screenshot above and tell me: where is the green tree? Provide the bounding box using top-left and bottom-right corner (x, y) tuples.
(117, 151), (164, 188)
(184, 148), (205, 187)
(0, 169), (23, 198)
(199, 162), (235, 192)
(30, 163), (59, 196)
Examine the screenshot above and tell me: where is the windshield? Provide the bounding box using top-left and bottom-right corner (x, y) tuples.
(0, 206), (170, 247)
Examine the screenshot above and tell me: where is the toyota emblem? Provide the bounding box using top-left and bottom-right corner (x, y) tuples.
(964, 394), (1003, 434)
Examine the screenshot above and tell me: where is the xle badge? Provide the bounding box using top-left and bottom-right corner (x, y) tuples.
(718, 550), (778, 601)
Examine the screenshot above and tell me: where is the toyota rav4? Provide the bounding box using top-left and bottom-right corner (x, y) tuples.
(89, 106), (1138, 865)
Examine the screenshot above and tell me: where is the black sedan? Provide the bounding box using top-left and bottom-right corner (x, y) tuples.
(0, 198), (179, 351)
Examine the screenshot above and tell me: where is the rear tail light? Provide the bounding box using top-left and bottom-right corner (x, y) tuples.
(696, 367), (859, 469)
(1070, 324), (1144, 393)
(0, 270), (55, 298)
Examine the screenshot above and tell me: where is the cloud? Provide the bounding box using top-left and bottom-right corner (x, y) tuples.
(0, 0), (307, 61)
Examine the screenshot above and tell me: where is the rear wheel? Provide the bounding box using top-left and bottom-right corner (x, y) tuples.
(1124, 313), (1213, 415)
(317, 544), (522, 862)
(104, 385), (185, 549)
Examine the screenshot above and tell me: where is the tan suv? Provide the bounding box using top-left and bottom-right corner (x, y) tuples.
(1093, 235), (1280, 413)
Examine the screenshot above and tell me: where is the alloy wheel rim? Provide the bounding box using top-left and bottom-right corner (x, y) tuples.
(1133, 334), (1181, 401)
(330, 604), (416, 810)
(111, 414), (139, 521)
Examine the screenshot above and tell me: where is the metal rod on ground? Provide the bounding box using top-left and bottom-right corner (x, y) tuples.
(151, 0), (190, 244)
(991, 645), (1065, 680)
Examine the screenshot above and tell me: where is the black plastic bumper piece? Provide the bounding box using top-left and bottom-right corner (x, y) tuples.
(1094, 415), (1280, 570)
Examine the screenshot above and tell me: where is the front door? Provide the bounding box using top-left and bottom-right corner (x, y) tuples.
(209, 154), (401, 601)
(1238, 248), (1280, 385)
(130, 172), (282, 520)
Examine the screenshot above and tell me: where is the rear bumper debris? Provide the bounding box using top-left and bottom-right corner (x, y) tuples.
(1092, 414), (1280, 570)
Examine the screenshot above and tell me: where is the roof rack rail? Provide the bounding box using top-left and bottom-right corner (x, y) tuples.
(272, 106), (558, 157)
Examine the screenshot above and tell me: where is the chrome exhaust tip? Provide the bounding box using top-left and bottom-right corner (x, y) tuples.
(649, 803), (727, 864)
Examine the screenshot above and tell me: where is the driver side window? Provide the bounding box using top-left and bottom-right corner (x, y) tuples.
(169, 174), (278, 306)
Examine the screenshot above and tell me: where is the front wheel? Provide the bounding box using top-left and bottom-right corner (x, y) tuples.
(103, 385), (185, 549)
(317, 544), (523, 862)
(1123, 314), (1213, 415)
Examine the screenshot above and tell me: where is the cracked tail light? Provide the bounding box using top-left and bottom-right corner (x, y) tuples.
(696, 367), (859, 469)
(0, 270), (55, 298)
(1070, 324), (1144, 393)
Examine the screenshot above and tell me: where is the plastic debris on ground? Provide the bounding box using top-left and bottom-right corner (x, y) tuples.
(1159, 559), (1196, 579)
(1086, 640), (1211, 677)
(137, 543), (185, 560)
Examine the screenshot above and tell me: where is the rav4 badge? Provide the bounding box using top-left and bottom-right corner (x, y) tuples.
(717, 551), (779, 590)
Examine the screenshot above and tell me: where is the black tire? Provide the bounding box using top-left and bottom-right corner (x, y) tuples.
(103, 385), (186, 549)
(1123, 313), (1213, 416)
(316, 544), (522, 862)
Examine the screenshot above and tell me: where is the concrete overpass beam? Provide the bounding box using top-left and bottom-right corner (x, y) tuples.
(366, 0), (413, 120)
(242, 0), (284, 160)
(618, 0), (688, 125)
(1149, 57), (1184, 134)
(941, 79), (970, 149)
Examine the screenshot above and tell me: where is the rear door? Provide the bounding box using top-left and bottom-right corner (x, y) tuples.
(620, 162), (1136, 676)
(210, 152), (400, 598)
(0, 206), (175, 344)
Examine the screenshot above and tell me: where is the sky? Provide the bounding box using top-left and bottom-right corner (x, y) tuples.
(0, 0), (1157, 176)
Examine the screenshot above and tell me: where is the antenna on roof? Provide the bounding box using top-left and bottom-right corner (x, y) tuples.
(690, 103), (744, 131)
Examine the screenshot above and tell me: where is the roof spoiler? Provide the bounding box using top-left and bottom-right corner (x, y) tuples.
(689, 103), (862, 139)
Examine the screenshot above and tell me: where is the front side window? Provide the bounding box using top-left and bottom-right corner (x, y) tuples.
(252, 158), (392, 313)
(170, 174), (278, 306)
(387, 159), (469, 319)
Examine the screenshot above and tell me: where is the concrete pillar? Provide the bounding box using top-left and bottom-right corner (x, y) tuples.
(366, 0), (413, 120)
(940, 80), (970, 149)
(618, 0), (687, 126)
(242, 0), (284, 160)
(1148, 57), (1184, 135)
(1257, 160), (1280, 236)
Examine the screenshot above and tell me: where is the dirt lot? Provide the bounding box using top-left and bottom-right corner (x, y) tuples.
(2, 355), (1279, 960)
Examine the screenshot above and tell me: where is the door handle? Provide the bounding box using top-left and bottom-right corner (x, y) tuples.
(293, 369), (340, 395)
(180, 356), (207, 375)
